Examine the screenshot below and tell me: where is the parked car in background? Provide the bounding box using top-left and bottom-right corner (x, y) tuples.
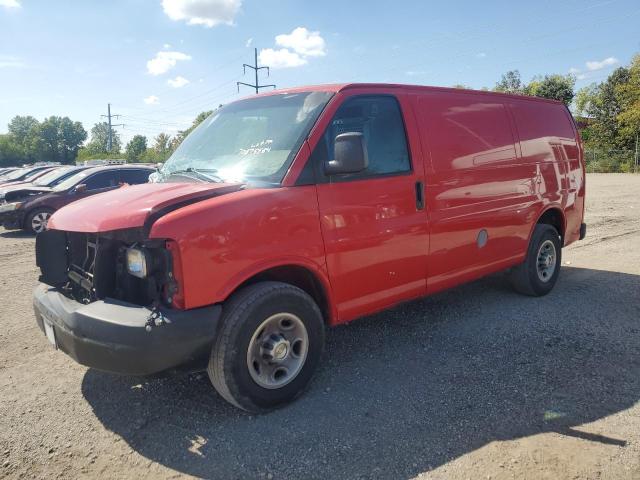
(1, 165), (153, 233)
(0, 166), (90, 202)
(0, 167), (20, 178)
(0, 165), (58, 187)
(33, 84), (585, 412)
(0, 166), (62, 190)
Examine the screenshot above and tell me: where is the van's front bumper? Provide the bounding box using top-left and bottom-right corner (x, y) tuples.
(33, 283), (221, 376)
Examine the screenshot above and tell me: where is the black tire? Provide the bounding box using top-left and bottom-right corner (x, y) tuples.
(25, 208), (54, 235)
(208, 281), (325, 413)
(509, 223), (562, 296)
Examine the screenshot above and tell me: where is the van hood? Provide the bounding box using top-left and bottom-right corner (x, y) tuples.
(48, 182), (244, 233)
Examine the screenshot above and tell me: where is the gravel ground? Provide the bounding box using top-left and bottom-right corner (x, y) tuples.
(1, 173), (639, 480)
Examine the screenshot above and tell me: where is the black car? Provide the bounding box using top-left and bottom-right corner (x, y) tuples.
(0, 165), (154, 234)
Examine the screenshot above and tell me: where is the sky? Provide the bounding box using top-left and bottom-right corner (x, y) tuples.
(0, 0), (639, 146)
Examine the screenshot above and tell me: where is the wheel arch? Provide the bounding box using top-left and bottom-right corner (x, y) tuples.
(530, 206), (566, 247)
(221, 262), (336, 325)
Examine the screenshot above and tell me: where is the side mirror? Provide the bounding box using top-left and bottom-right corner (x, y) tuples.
(324, 132), (368, 176)
(73, 184), (87, 194)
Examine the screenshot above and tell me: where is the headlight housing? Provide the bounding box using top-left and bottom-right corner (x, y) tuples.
(0, 202), (23, 213)
(126, 247), (148, 278)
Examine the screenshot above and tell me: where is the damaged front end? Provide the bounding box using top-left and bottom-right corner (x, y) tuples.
(36, 228), (178, 309)
(32, 228), (220, 376)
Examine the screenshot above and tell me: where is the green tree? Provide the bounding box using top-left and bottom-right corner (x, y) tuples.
(153, 133), (172, 156)
(125, 135), (147, 162)
(58, 117), (88, 163)
(8, 115), (39, 146)
(494, 70), (523, 94)
(574, 84), (599, 117)
(0, 134), (24, 167)
(615, 54), (640, 150)
(586, 67), (631, 149)
(7, 115), (40, 160)
(87, 122), (122, 155)
(525, 74), (576, 106)
(31, 116), (87, 164)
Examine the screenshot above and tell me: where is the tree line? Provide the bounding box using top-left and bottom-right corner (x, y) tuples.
(0, 110), (213, 168)
(1, 54), (638, 171)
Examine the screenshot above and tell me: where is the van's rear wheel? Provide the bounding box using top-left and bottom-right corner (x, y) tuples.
(509, 224), (562, 296)
(208, 281), (325, 413)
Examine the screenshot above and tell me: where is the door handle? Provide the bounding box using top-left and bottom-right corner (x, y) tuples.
(415, 181), (425, 210)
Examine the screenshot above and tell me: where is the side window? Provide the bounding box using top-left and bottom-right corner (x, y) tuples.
(314, 95), (411, 180)
(120, 169), (151, 185)
(84, 171), (118, 191)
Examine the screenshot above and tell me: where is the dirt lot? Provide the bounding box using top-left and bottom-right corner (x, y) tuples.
(1, 173), (639, 480)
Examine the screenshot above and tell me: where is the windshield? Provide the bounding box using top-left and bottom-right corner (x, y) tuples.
(53, 170), (89, 192)
(33, 167), (75, 186)
(160, 91), (332, 184)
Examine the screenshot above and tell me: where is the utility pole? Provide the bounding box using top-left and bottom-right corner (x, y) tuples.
(101, 103), (124, 152)
(237, 48), (276, 94)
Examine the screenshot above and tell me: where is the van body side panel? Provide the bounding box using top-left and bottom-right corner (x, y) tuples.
(149, 187), (332, 315)
(415, 92), (537, 293)
(508, 99), (584, 245)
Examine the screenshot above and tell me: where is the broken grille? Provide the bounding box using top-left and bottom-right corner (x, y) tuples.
(67, 234), (98, 294)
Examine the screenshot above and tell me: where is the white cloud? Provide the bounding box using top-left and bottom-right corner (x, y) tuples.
(568, 67), (580, 74)
(0, 0), (20, 8)
(258, 27), (326, 70)
(168, 75), (190, 88)
(146, 50), (191, 75)
(163, 43), (172, 49)
(577, 74), (587, 80)
(161, 0), (241, 27)
(275, 27), (326, 57)
(258, 48), (306, 69)
(585, 56), (618, 71)
(245, 37), (253, 47)
(144, 95), (160, 104)
(476, 52), (487, 58)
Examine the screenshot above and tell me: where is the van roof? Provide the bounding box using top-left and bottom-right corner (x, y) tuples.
(249, 83), (565, 105)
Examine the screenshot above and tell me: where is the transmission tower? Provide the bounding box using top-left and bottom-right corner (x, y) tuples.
(237, 48), (276, 94)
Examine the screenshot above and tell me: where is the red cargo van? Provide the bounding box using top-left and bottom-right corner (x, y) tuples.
(33, 84), (585, 412)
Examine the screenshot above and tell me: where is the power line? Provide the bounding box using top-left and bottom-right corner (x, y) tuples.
(237, 48), (275, 94)
(116, 51), (248, 116)
(100, 103), (124, 152)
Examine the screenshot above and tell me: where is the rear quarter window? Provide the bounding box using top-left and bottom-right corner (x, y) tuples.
(416, 93), (517, 171)
(509, 100), (577, 164)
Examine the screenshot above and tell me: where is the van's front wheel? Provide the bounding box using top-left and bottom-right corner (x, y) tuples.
(509, 224), (562, 296)
(208, 281), (325, 413)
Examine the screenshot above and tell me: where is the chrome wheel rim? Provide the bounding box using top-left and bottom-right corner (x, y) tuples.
(31, 212), (51, 233)
(536, 239), (557, 282)
(246, 313), (309, 389)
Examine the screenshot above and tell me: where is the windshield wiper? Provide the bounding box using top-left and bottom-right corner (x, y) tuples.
(164, 167), (223, 183)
